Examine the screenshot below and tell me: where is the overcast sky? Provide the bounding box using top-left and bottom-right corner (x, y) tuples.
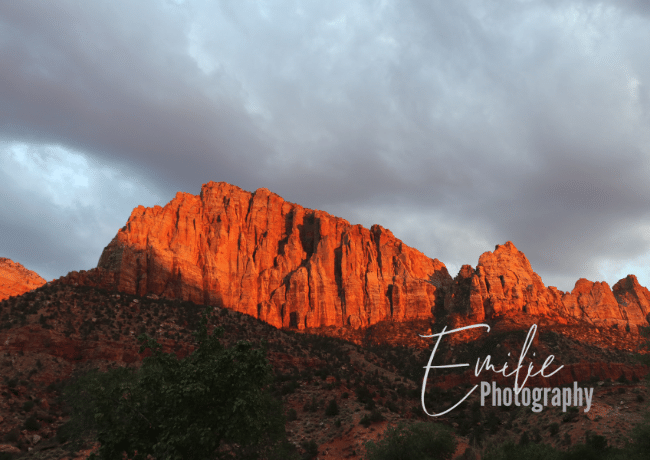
(1, 1), (650, 292)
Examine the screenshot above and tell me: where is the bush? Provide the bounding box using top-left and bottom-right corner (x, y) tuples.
(24, 415), (41, 431)
(364, 422), (456, 460)
(562, 406), (579, 423)
(63, 306), (286, 460)
(3, 428), (19, 443)
(301, 440), (318, 460)
(22, 400), (35, 411)
(483, 441), (562, 460)
(303, 396), (319, 413)
(325, 399), (339, 416)
(356, 385), (373, 404)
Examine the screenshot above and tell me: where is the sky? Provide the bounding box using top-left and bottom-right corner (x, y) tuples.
(1, 0), (650, 292)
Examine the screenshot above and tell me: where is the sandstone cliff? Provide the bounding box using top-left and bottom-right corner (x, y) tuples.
(89, 182), (450, 329)
(56, 182), (650, 332)
(0, 258), (46, 301)
(444, 242), (650, 331)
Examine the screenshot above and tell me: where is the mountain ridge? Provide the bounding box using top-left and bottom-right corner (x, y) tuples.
(49, 181), (650, 333)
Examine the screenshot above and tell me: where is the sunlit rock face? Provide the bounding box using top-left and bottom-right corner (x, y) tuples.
(56, 182), (650, 333)
(444, 242), (650, 331)
(93, 181), (451, 329)
(0, 258), (46, 301)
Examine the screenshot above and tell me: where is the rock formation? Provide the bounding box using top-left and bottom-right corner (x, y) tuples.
(87, 182), (451, 329)
(0, 258), (46, 301)
(444, 242), (650, 331)
(56, 182), (650, 332)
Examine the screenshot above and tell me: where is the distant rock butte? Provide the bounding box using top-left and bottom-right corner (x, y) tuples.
(56, 182), (650, 332)
(0, 258), (46, 301)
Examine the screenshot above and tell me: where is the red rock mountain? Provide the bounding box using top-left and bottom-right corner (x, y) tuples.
(58, 182), (650, 332)
(89, 182), (451, 329)
(445, 242), (650, 331)
(0, 258), (46, 301)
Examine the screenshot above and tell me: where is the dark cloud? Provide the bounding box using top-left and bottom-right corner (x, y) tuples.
(1, 1), (649, 291)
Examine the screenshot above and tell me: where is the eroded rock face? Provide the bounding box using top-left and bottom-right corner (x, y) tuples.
(0, 258), (46, 301)
(56, 182), (650, 332)
(443, 242), (650, 331)
(92, 182), (451, 329)
(612, 275), (650, 328)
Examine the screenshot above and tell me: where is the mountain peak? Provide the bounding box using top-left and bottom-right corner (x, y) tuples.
(92, 182), (450, 329)
(0, 258), (46, 301)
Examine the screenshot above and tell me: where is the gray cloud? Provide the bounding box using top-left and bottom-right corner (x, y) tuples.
(1, 1), (649, 291)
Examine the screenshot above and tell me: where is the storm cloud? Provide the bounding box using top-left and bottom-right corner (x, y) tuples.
(1, 0), (649, 291)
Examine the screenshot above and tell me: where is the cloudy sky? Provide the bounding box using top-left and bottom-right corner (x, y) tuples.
(1, 1), (649, 292)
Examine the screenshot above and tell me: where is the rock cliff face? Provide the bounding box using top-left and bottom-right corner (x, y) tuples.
(444, 242), (650, 331)
(92, 182), (451, 329)
(59, 182), (650, 332)
(0, 258), (46, 301)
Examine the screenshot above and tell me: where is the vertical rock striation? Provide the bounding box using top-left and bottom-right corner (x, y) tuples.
(94, 182), (450, 329)
(444, 242), (650, 331)
(57, 182), (650, 332)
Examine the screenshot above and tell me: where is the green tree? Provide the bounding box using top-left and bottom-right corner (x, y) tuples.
(364, 422), (456, 460)
(62, 306), (288, 459)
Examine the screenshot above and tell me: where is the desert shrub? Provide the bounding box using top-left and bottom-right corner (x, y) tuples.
(360, 409), (384, 427)
(483, 441), (562, 460)
(22, 400), (35, 411)
(485, 411), (501, 434)
(562, 406), (579, 423)
(356, 385), (373, 405)
(3, 428), (19, 442)
(325, 399), (339, 416)
(364, 422), (456, 460)
(24, 415), (41, 431)
(300, 440), (318, 460)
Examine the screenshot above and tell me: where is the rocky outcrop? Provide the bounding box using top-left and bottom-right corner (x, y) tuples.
(90, 182), (451, 330)
(613, 275), (650, 328)
(443, 242), (650, 331)
(0, 258), (46, 301)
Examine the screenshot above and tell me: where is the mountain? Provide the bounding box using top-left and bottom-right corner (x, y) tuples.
(0, 257), (46, 301)
(60, 181), (451, 329)
(55, 181), (650, 333)
(3, 181), (650, 457)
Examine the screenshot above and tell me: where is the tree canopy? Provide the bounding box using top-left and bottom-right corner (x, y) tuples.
(62, 306), (287, 459)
